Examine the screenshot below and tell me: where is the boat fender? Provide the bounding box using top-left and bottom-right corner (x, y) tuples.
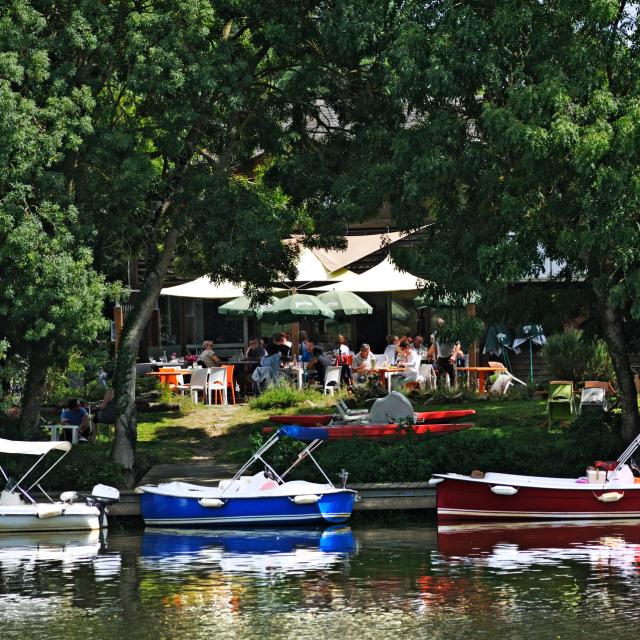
(59, 491), (78, 503)
(428, 478), (444, 486)
(198, 498), (225, 508)
(596, 491), (624, 503)
(37, 504), (64, 519)
(292, 494), (321, 505)
(491, 485), (518, 496)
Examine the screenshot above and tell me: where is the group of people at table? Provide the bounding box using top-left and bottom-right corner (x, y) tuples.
(194, 316), (467, 391)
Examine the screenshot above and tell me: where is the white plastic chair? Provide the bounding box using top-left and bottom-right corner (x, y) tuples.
(419, 364), (437, 390)
(207, 367), (228, 405)
(490, 372), (514, 395)
(322, 366), (342, 395)
(188, 367), (209, 404)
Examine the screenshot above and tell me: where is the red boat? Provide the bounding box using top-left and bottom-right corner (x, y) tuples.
(268, 409), (476, 426)
(431, 466), (640, 522)
(263, 422), (473, 438)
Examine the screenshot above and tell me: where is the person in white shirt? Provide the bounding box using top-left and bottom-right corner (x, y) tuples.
(396, 340), (421, 385)
(383, 335), (399, 365)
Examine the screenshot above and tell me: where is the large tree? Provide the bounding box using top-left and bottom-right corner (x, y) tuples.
(35, 0), (401, 484)
(0, 1), (108, 436)
(386, 0), (640, 439)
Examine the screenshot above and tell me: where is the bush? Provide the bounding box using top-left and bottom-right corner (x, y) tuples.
(542, 330), (614, 383)
(249, 381), (327, 410)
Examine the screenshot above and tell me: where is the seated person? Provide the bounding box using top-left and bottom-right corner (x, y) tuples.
(95, 388), (116, 425)
(352, 343), (377, 383)
(198, 340), (221, 368)
(396, 341), (421, 385)
(306, 346), (333, 383)
(245, 337), (266, 361)
(383, 335), (400, 365)
(61, 398), (92, 442)
(266, 332), (292, 362)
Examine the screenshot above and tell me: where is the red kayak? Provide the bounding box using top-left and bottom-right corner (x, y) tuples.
(268, 409), (476, 426)
(263, 422), (474, 437)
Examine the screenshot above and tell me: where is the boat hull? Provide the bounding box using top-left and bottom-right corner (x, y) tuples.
(436, 476), (640, 522)
(263, 422), (474, 437)
(268, 409), (476, 426)
(0, 504), (103, 532)
(140, 490), (356, 527)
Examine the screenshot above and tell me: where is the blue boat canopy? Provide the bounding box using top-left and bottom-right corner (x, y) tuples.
(276, 425), (329, 441)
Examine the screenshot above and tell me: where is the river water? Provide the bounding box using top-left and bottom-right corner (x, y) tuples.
(2, 520), (640, 639)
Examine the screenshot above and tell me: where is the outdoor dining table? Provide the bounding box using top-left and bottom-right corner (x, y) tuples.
(145, 369), (192, 388)
(456, 366), (507, 392)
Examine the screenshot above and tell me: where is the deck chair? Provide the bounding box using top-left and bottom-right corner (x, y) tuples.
(580, 385), (608, 414)
(336, 399), (368, 416)
(489, 372), (514, 395)
(547, 380), (577, 425)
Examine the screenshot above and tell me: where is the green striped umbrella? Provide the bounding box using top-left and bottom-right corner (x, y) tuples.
(317, 291), (373, 317)
(217, 295), (273, 318)
(260, 293), (335, 323)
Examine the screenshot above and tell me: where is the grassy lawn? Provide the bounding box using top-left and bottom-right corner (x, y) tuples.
(134, 394), (549, 468)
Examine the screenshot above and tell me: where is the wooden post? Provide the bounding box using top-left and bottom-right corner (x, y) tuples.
(290, 287), (299, 358)
(113, 305), (124, 352)
(466, 302), (479, 390)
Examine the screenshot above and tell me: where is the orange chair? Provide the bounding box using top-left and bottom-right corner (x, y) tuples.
(223, 364), (236, 404)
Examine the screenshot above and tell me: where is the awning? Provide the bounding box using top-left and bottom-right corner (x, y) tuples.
(0, 438), (72, 456)
(315, 257), (423, 292)
(160, 278), (245, 299)
(311, 232), (407, 272)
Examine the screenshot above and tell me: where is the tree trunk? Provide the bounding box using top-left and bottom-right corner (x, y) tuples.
(20, 340), (51, 439)
(601, 302), (640, 441)
(112, 228), (179, 487)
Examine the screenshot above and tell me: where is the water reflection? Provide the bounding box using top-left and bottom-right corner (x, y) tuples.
(141, 526), (357, 575)
(438, 519), (640, 574)
(4, 522), (640, 639)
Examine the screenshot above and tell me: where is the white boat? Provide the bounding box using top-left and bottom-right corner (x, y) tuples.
(0, 438), (119, 532)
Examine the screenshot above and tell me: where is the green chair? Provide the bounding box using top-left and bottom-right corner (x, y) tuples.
(547, 380), (576, 425)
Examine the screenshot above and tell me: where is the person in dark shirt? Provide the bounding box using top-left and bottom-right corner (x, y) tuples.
(265, 332), (292, 361)
(307, 346), (332, 383)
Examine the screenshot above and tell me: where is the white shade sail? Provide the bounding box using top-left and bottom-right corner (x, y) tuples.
(0, 438), (71, 456)
(160, 278), (245, 299)
(160, 248), (355, 299)
(316, 257), (423, 292)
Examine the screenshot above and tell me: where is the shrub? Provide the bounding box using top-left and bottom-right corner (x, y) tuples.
(542, 330), (614, 383)
(249, 381), (327, 410)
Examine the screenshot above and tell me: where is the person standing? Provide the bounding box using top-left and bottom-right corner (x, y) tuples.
(433, 318), (462, 387)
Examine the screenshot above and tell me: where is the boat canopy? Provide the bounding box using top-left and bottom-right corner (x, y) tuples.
(0, 438), (72, 456)
(276, 426), (329, 441)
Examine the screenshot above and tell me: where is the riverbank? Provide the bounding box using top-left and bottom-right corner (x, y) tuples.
(1, 393), (622, 491)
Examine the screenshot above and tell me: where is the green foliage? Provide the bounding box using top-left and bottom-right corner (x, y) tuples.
(249, 381), (327, 410)
(316, 412), (624, 483)
(543, 330), (614, 383)
(434, 317), (484, 346)
(349, 374), (388, 405)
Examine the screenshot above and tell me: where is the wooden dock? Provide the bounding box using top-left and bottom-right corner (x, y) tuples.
(108, 461), (436, 517)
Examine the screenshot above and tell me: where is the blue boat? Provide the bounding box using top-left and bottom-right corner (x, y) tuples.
(137, 426), (357, 527)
